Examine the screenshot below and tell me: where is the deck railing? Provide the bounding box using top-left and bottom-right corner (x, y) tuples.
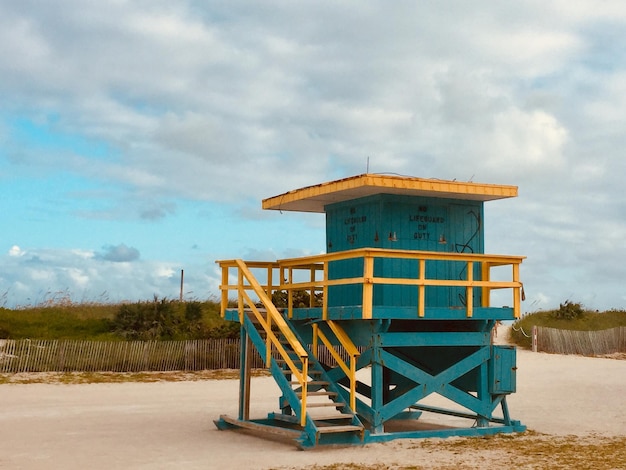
(219, 248), (524, 320)
(219, 259), (361, 416)
(229, 260), (309, 426)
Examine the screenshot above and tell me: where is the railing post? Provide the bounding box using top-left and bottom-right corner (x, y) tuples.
(287, 267), (293, 319)
(266, 265), (273, 299)
(362, 254), (374, 319)
(418, 258), (425, 317)
(481, 262), (491, 307)
(513, 263), (521, 318)
(300, 359), (308, 427)
(310, 265), (316, 307)
(266, 314), (272, 365)
(350, 355), (356, 411)
(466, 261), (474, 318)
(237, 269), (244, 324)
(220, 265), (229, 318)
(323, 262), (329, 320)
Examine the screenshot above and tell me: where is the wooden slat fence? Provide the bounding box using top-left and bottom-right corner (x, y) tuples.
(0, 339), (265, 373)
(0, 339), (363, 373)
(535, 326), (626, 356)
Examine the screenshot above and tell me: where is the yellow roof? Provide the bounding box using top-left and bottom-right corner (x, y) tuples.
(262, 173), (517, 213)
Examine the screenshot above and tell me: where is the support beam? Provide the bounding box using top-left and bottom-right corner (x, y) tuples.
(238, 327), (251, 421)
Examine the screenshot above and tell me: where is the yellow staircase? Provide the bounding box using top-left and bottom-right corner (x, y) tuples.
(214, 260), (364, 448)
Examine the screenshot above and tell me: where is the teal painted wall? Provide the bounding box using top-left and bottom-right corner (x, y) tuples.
(325, 194), (484, 308)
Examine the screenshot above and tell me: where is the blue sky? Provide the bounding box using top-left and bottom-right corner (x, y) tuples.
(1, 1), (626, 311)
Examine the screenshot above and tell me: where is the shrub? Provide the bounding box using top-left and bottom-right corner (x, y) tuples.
(113, 296), (183, 340)
(111, 297), (240, 340)
(271, 290), (323, 308)
(184, 301), (203, 322)
(555, 300), (584, 320)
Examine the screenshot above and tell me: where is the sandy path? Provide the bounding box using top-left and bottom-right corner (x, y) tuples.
(1, 344), (625, 469)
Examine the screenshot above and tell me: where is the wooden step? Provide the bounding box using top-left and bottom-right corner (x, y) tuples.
(275, 359), (303, 366)
(297, 391), (337, 398)
(306, 402), (346, 409)
(290, 380), (329, 386)
(311, 413), (355, 421)
(316, 425), (364, 434)
(281, 368), (323, 376)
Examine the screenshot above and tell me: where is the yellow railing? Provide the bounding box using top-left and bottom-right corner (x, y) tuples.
(311, 320), (360, 411)
(219, 260), (361, 417)
(274, 248), (525, 319)
(219, 248), (525, 321)
(218, 249), (524, 423)
(226, 260), (309, 426)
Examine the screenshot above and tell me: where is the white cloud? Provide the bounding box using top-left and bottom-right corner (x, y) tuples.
(1, 1), (626, 310)
(155, 265), (176, 278)
(484, 109), (568, 174)
(66, 267), (90, 287)
(8, 245), (24, 257)
(0, 246), (213, 307)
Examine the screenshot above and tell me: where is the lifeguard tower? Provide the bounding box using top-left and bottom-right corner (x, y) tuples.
(215, 173), (525, 448)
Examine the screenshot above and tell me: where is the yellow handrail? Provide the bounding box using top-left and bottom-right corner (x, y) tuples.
(218, 259), (362, 417)
(312, 320), (360, 411)
(228, 260), (309, 426)
(277, 248), (525, 319)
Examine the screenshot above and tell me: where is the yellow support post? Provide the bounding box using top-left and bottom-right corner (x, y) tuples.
(238, 269), (244, 324)
(481, 262), (491, 307)
(322, 263), (329, 320)
(350, 358), (356, 412)
(266, 265), (273, 299)
(310, 266), (316, 307)
(362, 254), (374, 319)
(513, 263), (521, 318)
(287, 267), (293, 319)
(221, 266), (229, 318)
(418, 258), (426, 317)
(300, 359), (308, 427)
(266, 314), (272, 366)
(466, 261), (474, 318)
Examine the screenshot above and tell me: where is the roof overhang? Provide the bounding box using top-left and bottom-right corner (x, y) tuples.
(262, 173), (518, 213)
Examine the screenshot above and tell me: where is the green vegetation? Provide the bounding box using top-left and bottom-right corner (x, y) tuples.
(0, 303), (118, 340)
(510, 301), (626, 349)
(111, 296), (238, 340)
(271, 289), (323, 308)
(3, 295), (626, 346)
(0, 297), (239, 341)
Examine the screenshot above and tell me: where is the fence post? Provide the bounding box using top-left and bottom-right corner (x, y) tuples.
(532, 325), (538, 352)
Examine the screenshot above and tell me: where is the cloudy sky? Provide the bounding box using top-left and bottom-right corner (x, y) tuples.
(1, 1), (625, 311)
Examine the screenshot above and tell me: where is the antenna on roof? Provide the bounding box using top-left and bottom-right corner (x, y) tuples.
(366, 156), (370, 174)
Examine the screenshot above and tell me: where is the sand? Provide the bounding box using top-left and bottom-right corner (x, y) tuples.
(1, 329), (625, 469)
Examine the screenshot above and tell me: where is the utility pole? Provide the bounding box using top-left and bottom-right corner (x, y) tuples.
(179, 269), (184, 302)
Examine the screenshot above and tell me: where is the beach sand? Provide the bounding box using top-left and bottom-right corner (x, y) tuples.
(1, 329), (625, 469)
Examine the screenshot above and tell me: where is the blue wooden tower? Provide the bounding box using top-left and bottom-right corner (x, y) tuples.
(215, 173), (525, 448)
